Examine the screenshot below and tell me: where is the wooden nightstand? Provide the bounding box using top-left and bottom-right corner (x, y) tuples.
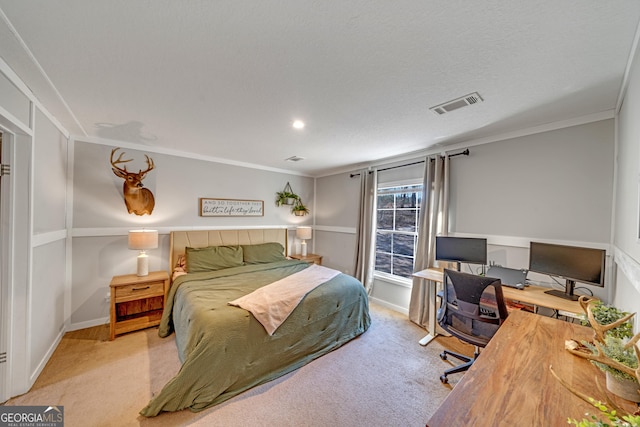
(290, 253), (323, 265)
(109, 270), (169, 340)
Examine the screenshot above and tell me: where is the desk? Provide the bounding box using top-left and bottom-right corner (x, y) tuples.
(427, 310), (630, 426)
(413, 268), (587, 345)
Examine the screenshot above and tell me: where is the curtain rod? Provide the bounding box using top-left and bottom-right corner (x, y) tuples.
(349, 149), (469, 178)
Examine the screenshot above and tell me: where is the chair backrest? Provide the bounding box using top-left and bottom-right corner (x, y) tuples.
(437, 269), (509, 348)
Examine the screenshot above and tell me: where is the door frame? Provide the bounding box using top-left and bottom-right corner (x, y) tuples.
(0, 128), (12, 403)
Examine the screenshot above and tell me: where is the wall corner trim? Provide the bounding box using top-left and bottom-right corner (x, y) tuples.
(614, 246), (640, 294)
(32, 229), (67, 247)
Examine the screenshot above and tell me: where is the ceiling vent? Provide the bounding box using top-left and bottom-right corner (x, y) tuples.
(430, 92), (483, 115)
(285, 156), (305, 162)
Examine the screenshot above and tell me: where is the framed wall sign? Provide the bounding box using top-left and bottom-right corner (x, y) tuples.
(199, 198), (264, 217)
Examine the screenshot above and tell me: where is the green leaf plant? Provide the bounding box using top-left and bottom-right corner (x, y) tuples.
(550, 297), (640, 427)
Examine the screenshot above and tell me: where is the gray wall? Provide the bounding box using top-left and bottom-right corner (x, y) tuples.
(0, 70), (30, 125)
(314, 172), (361, 275)
(451, 120), (614, 243)
(454, 121), (614, 302)
(70, 140), (314, 327)
(613, 40), (640, 321)
(316, 119), (616, 312)
(73, 142), (313, 228)
(30, 110), (68, 379)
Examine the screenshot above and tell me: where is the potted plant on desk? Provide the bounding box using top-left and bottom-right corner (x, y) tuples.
(578, 335), (640, 402)
(549, 297), (640, 426)
(583, 300), (634, 340)
(563, 296), (640, 401)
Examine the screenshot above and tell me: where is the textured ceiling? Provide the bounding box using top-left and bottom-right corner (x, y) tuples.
(1, 1), (639, 176)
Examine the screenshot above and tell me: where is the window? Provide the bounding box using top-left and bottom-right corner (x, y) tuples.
(375, 184), (422, 279)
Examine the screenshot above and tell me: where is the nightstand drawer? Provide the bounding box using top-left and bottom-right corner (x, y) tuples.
(114, 281), (164, 302)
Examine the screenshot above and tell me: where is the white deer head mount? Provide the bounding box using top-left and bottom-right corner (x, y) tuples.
(110, 147), (156, 216)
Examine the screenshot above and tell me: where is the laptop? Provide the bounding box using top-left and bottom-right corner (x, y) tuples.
(486, 266), (528, 289)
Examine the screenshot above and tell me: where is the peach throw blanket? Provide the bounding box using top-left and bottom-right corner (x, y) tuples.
(229, 264), (341, 335)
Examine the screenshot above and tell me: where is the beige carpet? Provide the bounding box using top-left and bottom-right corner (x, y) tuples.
(4, 303), (469, 427)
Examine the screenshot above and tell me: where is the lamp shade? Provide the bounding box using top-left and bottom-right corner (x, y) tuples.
(128, 230), (158, 250)
(296, 226), (312, 240)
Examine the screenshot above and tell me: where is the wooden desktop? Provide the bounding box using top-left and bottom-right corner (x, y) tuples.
(413, 267), (588, 316)
(426, 310), (634, 426)
(412, 267), (591, 346)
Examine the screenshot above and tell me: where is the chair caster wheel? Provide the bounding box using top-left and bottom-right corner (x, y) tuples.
(440, 352), (447, 361)
(440, 375), (448, 384)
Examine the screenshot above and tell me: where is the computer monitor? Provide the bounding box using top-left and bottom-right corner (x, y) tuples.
(528, 241), (606, 301)
(435, 236), (487, 271)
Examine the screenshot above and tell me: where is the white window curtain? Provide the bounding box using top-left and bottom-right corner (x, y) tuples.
(354, 169), (377, 293)
(409, 155), (450, 335)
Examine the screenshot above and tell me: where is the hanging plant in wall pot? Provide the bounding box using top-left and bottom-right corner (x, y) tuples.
(275, 191), (299, 206)
(291, 200), (310, 216)
(276, 182), (300, 206)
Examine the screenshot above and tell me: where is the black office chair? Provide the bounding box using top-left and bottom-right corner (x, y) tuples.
(436, 268), (509, 384)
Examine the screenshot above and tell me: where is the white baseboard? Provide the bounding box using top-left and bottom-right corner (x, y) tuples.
(29, 328), (65, 385)
(69, 317), (109, 331)
(368, 296), (409, 316)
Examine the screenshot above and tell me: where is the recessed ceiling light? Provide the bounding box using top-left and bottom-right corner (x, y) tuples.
(292, 120), (305, 129)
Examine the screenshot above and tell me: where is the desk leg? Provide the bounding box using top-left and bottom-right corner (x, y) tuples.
(419, 279), (438, 346)
(419, 334), (436, 346)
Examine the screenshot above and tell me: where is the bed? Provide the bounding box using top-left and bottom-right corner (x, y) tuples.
(140, 228), (371, 416)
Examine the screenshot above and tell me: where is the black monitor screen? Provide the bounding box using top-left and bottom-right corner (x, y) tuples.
(435, 236), (487, 265)
(529, 242), (605, 287)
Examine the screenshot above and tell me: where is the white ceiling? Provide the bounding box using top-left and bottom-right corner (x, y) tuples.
(1, 1), (639, 176)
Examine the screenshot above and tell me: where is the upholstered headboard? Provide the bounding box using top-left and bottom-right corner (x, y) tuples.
(169, 228), (288, 270)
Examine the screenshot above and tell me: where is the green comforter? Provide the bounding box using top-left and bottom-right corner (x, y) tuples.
(140, 260), (370, 416)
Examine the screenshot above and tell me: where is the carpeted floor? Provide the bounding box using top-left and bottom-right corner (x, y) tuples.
(4, 303), (471, 427)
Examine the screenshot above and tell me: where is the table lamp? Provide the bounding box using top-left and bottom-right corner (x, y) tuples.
(128, 229), (158, 276)
(296, 226), (312, 256)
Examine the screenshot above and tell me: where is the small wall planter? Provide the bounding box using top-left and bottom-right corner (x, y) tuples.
(276, 182), (310, 216)
(275, 182), (299, 206)
(291, 200), (309, 216)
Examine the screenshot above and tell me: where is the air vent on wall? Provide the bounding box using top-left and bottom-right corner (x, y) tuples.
(430, 92), (483, 115)
(285, 156), (305, 162)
